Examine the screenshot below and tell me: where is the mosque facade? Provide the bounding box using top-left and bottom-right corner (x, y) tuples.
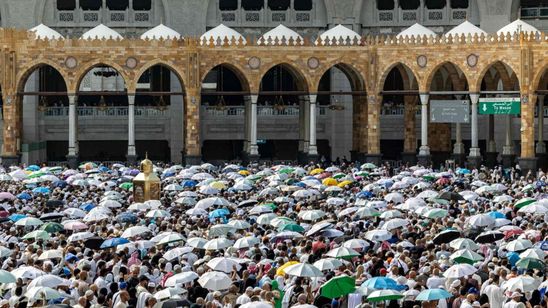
(0, 0), (547, 172)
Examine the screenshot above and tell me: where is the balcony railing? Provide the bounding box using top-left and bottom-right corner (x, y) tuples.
(43, 107), (168, 117)
(521, 7), (548, 18)
(203, 106), (328, 117)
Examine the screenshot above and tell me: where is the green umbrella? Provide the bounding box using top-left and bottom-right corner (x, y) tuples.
(361, 163), (376, 170)
(515, 197), (536, 209)
(355, 171), (369, 177)
(423, 208), (448, 219)
(0, 269), (16, 284)
(367, 290), (403, 302)
(40, 222), (64, 233)
(279, 168), (294, 174)
(28, 171), (46, 179)
(332, 173), (346, 179)
(422, 175), (435, 181)
(22, 230), (51, 241)
(284, 179), (297, 185)
(262, 203), (278, 211)
(450, 249), (484, 265)
(320, 276), (356, 299)
(119, 182), (133, 190)
(279, 223), (305, 232)
(516, 257), (545, 270)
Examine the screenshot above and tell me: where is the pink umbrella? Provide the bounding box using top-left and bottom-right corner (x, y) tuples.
(63, 220), (88, 231)
(0, 192), (16, 201)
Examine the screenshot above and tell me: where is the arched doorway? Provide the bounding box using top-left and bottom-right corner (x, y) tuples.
(477, 61), (520, 168)
(427, 62), (470, 167)
(380, 63), (419, 164)
(317, 63), (367, 163)
(135, 64), (186, 162)
(258, 64), (308, 162)
(76, 64), (128, 163)
(200, 64), (248, 162)
(17, 64), (68, 164)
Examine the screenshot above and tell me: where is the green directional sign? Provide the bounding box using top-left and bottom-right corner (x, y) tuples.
(478, 97), (521, 115)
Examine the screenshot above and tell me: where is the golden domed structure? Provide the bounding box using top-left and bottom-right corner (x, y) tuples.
(133, 153), (161, 202)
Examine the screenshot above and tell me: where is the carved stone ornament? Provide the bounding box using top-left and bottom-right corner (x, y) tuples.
(417, 55), (427, 68)
(307, 57), (320, 69)
(467, 54), (478, 68)
(65, 56), (77, 69)
(126, 57), (138, 69)
(248, 57), (261, 69)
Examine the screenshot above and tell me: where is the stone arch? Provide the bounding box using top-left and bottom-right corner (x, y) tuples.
(377, 62), (419, 93)
(73, 61), (130, 94)
(474, 60), (520, 92)
(314, 62), (367, 92)
(531, 62), (548, 93)
(200, 62), (251, 92)
(134, 60), (187, 94)
(16, 59), (70, 94)
(424, 61), (469, 92)
(259, 62), (311, 92)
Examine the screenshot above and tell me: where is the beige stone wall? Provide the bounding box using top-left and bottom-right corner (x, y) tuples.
(0, 30), (545, 159)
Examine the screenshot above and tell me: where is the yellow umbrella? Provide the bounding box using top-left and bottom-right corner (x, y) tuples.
(209, 181), (226, 190)
(276, 261), (299, 276)
(322, 178), (338, 186)
(238, 170), (250, 176)
(310, 168), (324, 175)
(337, 180), (353, 188)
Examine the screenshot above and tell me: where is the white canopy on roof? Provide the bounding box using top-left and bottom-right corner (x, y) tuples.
(258, 24), (303, 45)
(497, 19), (539, 35)
(397, 23), (436, 38)
(316, 24), (360, 45)
(200, 24), (246, 45)
(81, 24), (123, 40)
(29, 24), (64, 40)
(445, 21), (486, 37)
(141, 24), (182, 40)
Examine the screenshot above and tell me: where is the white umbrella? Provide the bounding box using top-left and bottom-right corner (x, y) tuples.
(121, 226), (151, 238)
(154, 287), (184, 300)
(313, 258), (344, 271)
(325, 247), (360, 258)
(343, 239), (370, 250)
(207, 257), (242, 273)
(186, 208), (208, 216)
(28, 275), (70, 289)
(156, 233), (186, 246)
(384, 192), (404, 204)
(467, 214), (495, 227)
(204, 238), (234, 250)
(164, 271), (199, 287)
(187, 237), (207, 249)
(227, 220), (251, 230)
(68, 231), (95, 242)
(381, 218), (409, 230)
(417, 190), (438, 199)
(15, 217), (44, 227)
(128, 202), (151, 212)
(248, 205), (273, 215)
(337, 207), (358, 217)
(284, 263), (324, 277)
(518, 203), (548, 214)
(0, 247), (12, 258)
(298, 210), (326, 221)
(198, 271), (232, 290)
(25, 286), (62, 300)
(326, 197), (346, 206)
(240, 302), (272, 308)
(195, 197), (230, 210)
(164, 183), (184, 191)
(379, 210), (403, 219)
(257, 213), (277, 225)
(506, 239), (533, 252)
(163, 247), (193, 261)
(234, 236), (260, 249)
(493, 195), (514, 203)
(99, 199), (122, 208)
(199, 185), (219, 195)
(449, 238), (479, 251)
(176, 197), (197, 206)
(209, 224), (236, 237)
(519, 248), (546, 260)
(365, 229), (392, 241)
(38, 249), (63, 260)
(443, 263), (477, 278)
(146, 209), (171, 218)
(11, 266), (45, 279)
(63, 208), (86, 219)
(503, 276), (540, 292)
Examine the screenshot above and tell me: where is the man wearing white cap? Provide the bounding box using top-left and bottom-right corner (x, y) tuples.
(503, 292), (523, 308)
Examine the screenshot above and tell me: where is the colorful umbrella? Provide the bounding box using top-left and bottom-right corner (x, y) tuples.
(320, 276), (356, 299)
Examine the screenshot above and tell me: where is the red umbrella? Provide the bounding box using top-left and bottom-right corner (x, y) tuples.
(0, 211), (8, 218)
(504, 229), (524, 239)
(436, 178), (450, 185)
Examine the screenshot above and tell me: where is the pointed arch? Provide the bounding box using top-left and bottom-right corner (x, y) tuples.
(259, 62), (310, 92)
(16, 60), (69, 94)
(73, 61), (129, 94)
(200, 62), (250, 92)
(474, 60), (520, 92)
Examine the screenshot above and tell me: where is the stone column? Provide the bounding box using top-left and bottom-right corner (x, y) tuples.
(242, 94), (259, 163)
(502, 115), (515, 167)
(518, 93), (538, 173)
(243, 96), (250, 154)
(308, 94), (318, 161)
(452, 122), (466, 166)
(485, 114), (498, 168)
(467, 93), (482, 168)
(127, 94), (137, 164)
(417, 93), (431, 166)
(298, 96), (310, 163)
(402, 95), (417, 165)
(1, 95), (21, 167)
(366, 94), (382, 165)
(184, 89), (201, 165)
(536, 95), (546, 169)
(67, 94), (79, 169)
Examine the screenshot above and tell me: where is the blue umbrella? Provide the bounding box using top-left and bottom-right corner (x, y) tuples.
(17, 192), (32, 200)
(536, 240), (548, 251)
(53, 180), (68, 188)
(32, 187), (50, 195)
(487, 211), (505, 219)
(209, 208), (230, 219)
(506, 252), (520, 267)
(294, 182), (306, 188)
(182, 180), (197, 188)
(416, 289), (453, 301)
(80, 203), (95, 212)
(100, 237), (130, 249)
(9, 214), (26, 222)
(117, 212), (138, 224)
(99, 166), (110, 173)
(65, 253), (78, 262)
(361, 277), (405, 290)
(356, 191), (373, 199)
(162, 172), (175, 179)
(456, 168), (471, 175)
(25, 165), (40, 171)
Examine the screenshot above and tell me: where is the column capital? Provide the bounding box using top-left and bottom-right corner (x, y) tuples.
(127, 94), (136, 105)
(469, 93), (480, 104)
(249, 94), (258, 104)
(419, 93), (429, 105)
(309, 94), (317, 104)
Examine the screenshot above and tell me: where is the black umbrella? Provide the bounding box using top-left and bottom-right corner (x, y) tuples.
(40, 213), (64, 221)
(238, 199), (258, 207)
(162, 300), (187, 308)
(437, 191), (464, 201)
(83, 237), (104, 250)
(475, 231), (504, 244)
(46, 200), (64, 208)
(433, 229), (461, 245)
